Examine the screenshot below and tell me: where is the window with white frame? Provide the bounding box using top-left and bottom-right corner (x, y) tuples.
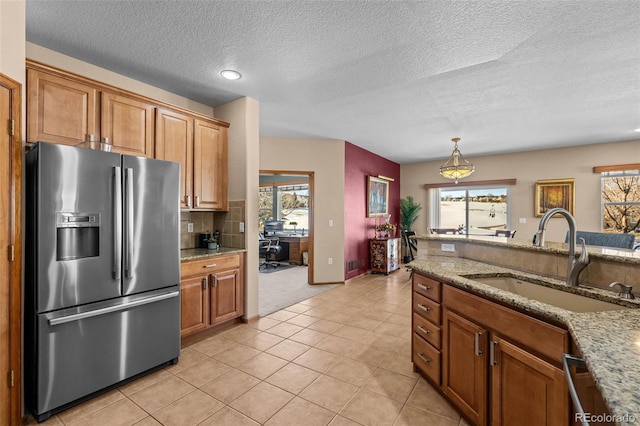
(601, 169), (640, 236)
(430, 185), (511, 235)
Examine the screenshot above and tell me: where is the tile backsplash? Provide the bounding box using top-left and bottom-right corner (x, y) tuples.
(180, 200), (246, 250)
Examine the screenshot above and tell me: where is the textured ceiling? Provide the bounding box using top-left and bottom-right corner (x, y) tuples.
(25, 1), (640, 164)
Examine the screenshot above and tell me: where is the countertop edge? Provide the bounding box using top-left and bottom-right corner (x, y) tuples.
(413, 234), (640, 264)
(180, 247), (246, 261)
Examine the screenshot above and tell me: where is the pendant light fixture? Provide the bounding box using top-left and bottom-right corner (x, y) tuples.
(439, 137), (475, 184)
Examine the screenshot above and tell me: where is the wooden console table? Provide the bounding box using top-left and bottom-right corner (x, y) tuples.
(370, 237), (400, 274)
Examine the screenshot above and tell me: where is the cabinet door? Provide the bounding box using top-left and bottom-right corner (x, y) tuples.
(210, 268), (242, 325)
(193, 119), (228, 210)
(443, 309), (488, 426)
(155, 108), (193, 209)
(27, 69), (99, 145)
(101, 92), (154, 157)
(490, 336), (567, 426)
(180, 275), (209, 337)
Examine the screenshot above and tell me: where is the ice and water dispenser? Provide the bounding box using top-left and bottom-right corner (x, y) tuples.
(56, 212), (100, 260)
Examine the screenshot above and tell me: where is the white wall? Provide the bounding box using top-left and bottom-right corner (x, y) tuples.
(260, 137), (345, 283)
(215, 97), (260, 319)
(401, 139), (640, 242)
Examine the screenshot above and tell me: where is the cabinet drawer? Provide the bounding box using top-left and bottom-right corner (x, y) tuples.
(413, 313), (441, 349)
(413, 274), (442, 302)
(413, 333), (440, 385)
(413, 293), (441, 324)
(181, 254), (240, 278)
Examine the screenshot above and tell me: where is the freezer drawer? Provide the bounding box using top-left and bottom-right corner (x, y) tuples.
(28, 288), (180, 421)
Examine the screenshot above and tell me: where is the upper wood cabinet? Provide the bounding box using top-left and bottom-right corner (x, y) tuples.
(26, 62), (230, 211)
(101, 91), (155, 157)
(28, 68), (155, 157)
(194, 119), (228, 211)
(27, 68), (99, 145)
(156, 109), (228, 211)
(155, 108), (193, 209)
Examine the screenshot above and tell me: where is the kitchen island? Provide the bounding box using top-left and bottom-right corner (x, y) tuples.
(411, 235), (640, 425)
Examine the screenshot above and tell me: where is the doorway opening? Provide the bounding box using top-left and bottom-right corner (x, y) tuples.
(259, 171), (336, 315)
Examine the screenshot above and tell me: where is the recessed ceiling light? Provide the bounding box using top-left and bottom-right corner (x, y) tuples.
(220, 70), (242, 80)
(633, 128), (640, 133)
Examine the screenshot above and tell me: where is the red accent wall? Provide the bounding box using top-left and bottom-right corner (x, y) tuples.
(344, 142), (400, 280)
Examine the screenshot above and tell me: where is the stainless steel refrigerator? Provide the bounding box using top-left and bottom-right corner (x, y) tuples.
(25, 142), (181, 422)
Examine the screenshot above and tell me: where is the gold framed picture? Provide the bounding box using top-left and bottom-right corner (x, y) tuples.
(367, 176), (389, 217)
(534, 178), (575, 217)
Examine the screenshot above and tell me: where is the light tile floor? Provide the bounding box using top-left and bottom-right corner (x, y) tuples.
(27, 269), (469, 426)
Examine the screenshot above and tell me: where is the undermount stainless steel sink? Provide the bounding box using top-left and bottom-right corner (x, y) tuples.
(464, 275), (631, 313)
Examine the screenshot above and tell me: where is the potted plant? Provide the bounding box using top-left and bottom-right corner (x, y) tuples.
(400, 196), (422, 262)
(289, 221), (298, 234)
(206, 236), (218, 251)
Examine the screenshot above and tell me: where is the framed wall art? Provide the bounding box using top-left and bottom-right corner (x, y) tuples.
(367, 176), (389, 217)
(534, 178), (575, 217)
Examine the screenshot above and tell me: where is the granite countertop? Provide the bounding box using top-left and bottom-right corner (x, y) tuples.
(413, 234), (640, 265)
(409, 256), (640, 425)
(180, 247), (246, 261)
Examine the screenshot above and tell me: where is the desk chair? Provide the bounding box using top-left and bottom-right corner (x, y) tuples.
(495, 229), (516, 238)
(259, 233), (282, 269)
(564, 231), (635, 249)
(402, 230), (417, 279)
(401, 230), (417, 261)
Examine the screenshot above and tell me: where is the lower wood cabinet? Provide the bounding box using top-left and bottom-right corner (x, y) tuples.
(413, 271), (569, 426)
(442, 308), (487, 425)
(490, 336), (567, 425)
(180, 253), (244, 338)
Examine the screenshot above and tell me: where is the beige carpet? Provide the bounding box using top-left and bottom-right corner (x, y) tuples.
(259, 265), (339, 316)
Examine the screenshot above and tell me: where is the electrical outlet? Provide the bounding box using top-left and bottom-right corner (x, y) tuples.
(519, 218), (526, 224)
(187, 222), (194, 233)
(328, 219), (333, 227)
(239, 221), (245, 233)
(328, 258), (333, 265)
(441, 243), (456, 252)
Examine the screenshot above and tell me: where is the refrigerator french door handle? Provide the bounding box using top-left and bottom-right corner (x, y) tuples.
(48, 291), (180, 326)
(125, 168), (134, 278)
(113, 167), (122, 279)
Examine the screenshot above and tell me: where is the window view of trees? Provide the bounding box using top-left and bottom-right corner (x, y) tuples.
(602, 170), (640, 235)
(259, 184), (309, 233)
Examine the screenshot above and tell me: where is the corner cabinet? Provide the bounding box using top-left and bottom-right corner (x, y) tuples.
(412, 271), (569, 426)
(180, 253), (244, 338)
(155, 108), (229, 211)
(370, 237), (400, 274)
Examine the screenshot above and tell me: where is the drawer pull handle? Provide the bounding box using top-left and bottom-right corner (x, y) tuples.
(418, 304), (431, 312)
(490, 341), (498, 366)
(417, 283), (431, 291)
(204, 264), (217, 268)
(417, 325), (430, 335)
(475, 332), (483, 356)
(417, 352), (431, 364)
